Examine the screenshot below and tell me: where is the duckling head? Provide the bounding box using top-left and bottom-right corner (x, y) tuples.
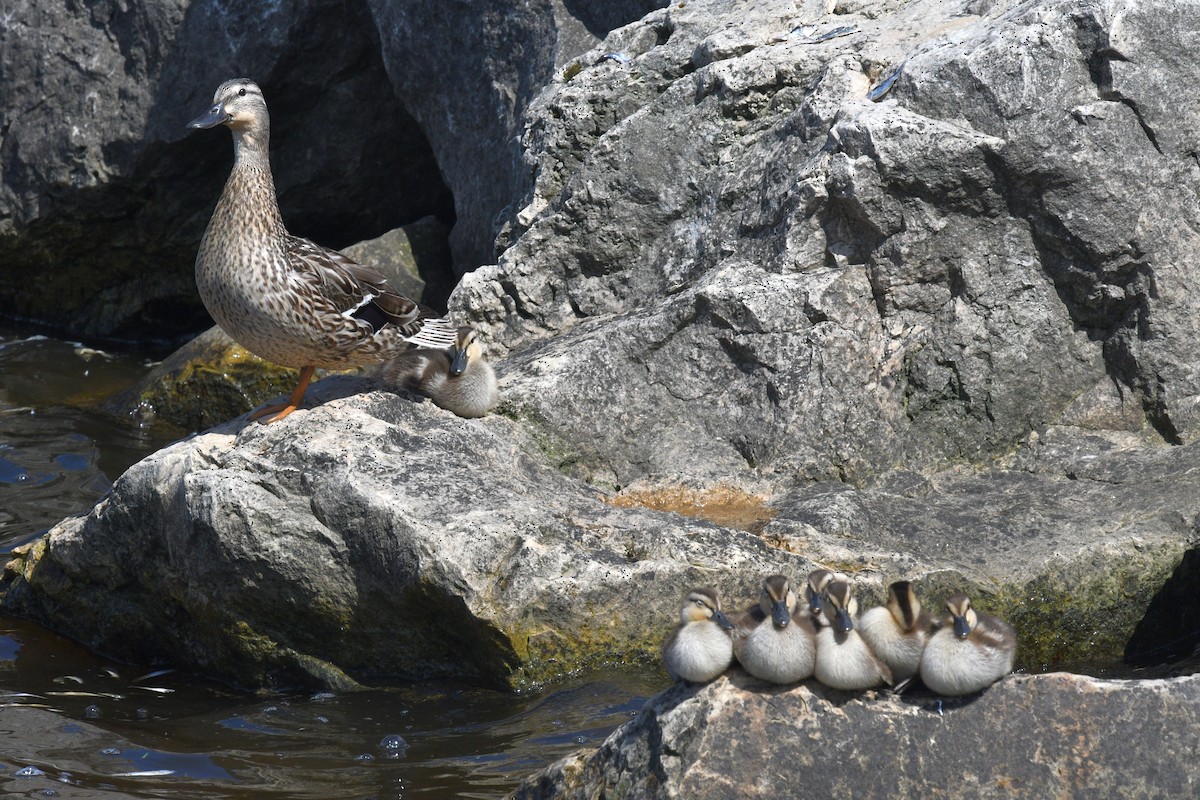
(886, 580), (921, 631)
(758, 575), (796, 630)
(681, 588), (734, 630)
(825, 580), (858, 633)
(805, 569), (833, 619)
(945, 594), (977, 639)
(449, 326), (482, 377)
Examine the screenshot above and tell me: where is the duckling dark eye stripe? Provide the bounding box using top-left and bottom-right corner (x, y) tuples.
(894, 588), (916, 627)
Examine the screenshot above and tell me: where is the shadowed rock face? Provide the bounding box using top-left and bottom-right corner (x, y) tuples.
(513, 671), (1200, 799)
(0, 0), (664, 341)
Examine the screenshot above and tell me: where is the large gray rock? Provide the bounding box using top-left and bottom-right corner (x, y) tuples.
(454, 0), (1200, 486)
(2, 383), (812, 691)
(0, 0), (663, 340)
(514, 671), (1200, 799)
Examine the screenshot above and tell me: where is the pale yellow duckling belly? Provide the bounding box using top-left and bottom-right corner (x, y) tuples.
(734, 622), (815, 684)
(919, 632), (1014, 696)
(664, 621), (733, 683)
(815, 628), (888, 690)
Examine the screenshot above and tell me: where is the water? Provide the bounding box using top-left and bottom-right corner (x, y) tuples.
(0, 327), (660, 799)
(0, 617), (659, 799)
(0, 329), (181, 545)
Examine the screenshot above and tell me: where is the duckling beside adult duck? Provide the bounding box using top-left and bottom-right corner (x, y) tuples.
(188, 78), (456, 423)
(919, 594), (1017, 696)
(858, 580), (937, 683)
(662, 588), (735, 684)
(814, 580), (893, 690)
(732, 574), (816, 684)
(378, 326), (498, 418)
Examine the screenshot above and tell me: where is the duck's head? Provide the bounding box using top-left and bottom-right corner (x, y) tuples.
(681, 588), (734, 630)
(885, 580), (921, 631)
(824, 580), (857, 633)
(758, 575), (795, 630)
(450, 327), (483, 377)
(944, 594), (977, 639)
(188, 79), (269, 138)
(805, 568), (833, 619)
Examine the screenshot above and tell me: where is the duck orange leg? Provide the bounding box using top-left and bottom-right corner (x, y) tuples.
(250, 365), (315, 424)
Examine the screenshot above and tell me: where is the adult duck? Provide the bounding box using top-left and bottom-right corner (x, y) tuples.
(189, 78), (455, 422)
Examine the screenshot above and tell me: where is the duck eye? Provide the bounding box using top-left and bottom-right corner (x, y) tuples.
(238, 87), (246, 97)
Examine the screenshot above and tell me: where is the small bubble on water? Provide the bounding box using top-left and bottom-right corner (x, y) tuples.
(39, 790), (59, 797)
(575, 736), (587, 745)
(14, 765), (46, 778)
(379, 734), (408, 755)
(136, 708), (150, 720)
(314, 715), (329, 724)
(354, 753), (375, 763)
(84, 705), (101, 719)
(310, 692), (336, 702)
(100, 747), (121, 757)
(551, 719), (565, 728)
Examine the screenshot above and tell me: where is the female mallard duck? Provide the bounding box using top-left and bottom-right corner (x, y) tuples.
(814, 580), (893, 690)
(919, 594), (1016, 696)
(858, 580), (937, 683)
(662, 588), (735, 683)
(377, 326), (499, 418)
(732, 574), (816, 684)
(188, 78), (456, 423)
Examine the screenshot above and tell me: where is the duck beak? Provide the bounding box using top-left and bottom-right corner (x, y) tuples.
(188, 103), (229, 130)
(771, 600), (791, 628)
(808, 593), (823, 617)
(953, 615), (971, 639)
(835, 608), (853, 633)
(711, 609), (735, 631)
(449, 347), (469, 376)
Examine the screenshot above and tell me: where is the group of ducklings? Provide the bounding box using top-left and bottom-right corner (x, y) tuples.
(662, 571), (1017, 696)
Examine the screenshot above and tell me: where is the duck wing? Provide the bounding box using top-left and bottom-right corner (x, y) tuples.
(285, 234), (457, 348)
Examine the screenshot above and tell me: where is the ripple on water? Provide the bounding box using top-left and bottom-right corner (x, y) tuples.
(0, 328), (180, 548)
(0, 615), (664, 799)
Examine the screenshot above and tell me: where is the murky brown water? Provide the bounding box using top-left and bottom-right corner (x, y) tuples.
(0, 328), (660, 799)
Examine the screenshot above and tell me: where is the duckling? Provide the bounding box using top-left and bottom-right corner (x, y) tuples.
(857, 580), (936, 683)
(662, 588), (735, 683)
(378, 326), (499, 418)
(919, 593), (1016, 696)
(814, 580), (893, 690)
(732, 574), (816, 684)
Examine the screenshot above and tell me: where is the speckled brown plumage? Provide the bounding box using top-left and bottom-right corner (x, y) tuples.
(189, 78), (455, 421)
